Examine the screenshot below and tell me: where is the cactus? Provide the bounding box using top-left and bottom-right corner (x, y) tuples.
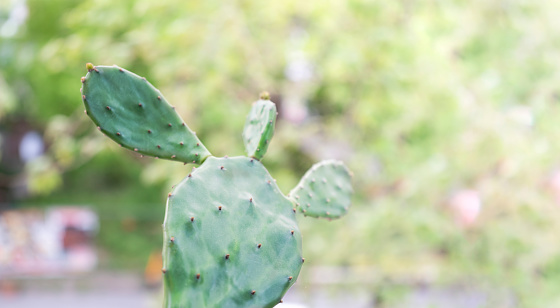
(289, 160), (353, 219)
(80, 64), (353, 308)
(242, 91), (277, 160)
(81, 64), (210, 164)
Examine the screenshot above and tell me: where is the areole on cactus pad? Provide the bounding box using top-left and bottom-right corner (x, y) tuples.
(80, 63), (353, 308)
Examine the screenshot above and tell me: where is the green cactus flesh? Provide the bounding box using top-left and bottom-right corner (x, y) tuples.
(289, 160), (353, 219)
(162, 156), (303, 308)
(242, 93), (276, 160)
(81, 64), (210, 164)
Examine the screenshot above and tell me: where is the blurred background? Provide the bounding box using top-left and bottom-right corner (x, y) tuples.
(2, 0), (560, 307)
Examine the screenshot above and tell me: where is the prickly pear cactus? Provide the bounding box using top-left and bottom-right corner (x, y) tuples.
(242, 91), (277, 160)
(81, 63), (210, 164)
(289, 160), (353, 219)
(80, 64), (353, 308)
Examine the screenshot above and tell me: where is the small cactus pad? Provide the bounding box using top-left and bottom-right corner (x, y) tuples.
(81, 64), (211, 164)
(242, 93), (277, 160)
(162, 156), (303, 307)
(289, 160), (353, 219)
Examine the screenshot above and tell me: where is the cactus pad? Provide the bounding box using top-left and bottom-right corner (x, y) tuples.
(162, 156), (303, 307)
(81, 64), (210, 164)
(289, 160), (353, 219)
(242, 92), (277, 160)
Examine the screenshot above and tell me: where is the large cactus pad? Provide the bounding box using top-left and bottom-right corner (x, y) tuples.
(81, 64), (210, 164)
(289, 160), (353, 219)
(162, 156), (303, 307)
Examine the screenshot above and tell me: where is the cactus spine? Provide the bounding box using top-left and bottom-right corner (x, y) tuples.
(80, 64), (353, 308)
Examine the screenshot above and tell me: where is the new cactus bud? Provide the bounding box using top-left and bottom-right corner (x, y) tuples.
(243, 92), (276, 160)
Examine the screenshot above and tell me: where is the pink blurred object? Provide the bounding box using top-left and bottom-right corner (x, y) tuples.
(283, 103), (308, 124)
(547, 170), (560, 205)
(0, 206), (98, 277)
(449, 190), (481, 228)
